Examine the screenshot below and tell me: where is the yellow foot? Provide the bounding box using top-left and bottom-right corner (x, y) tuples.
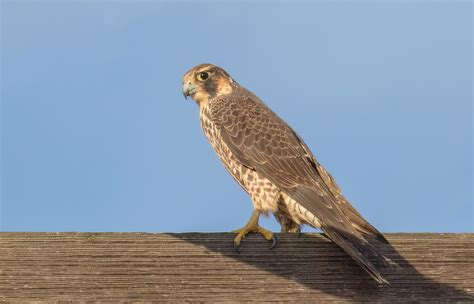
(287, 227), (302, 238)
(232, 225), (276, 253)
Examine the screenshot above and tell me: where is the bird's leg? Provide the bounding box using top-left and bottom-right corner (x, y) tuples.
(232, 210), (276, 253)
(274, 205), (301, 237)
(276, 214), (301, 237)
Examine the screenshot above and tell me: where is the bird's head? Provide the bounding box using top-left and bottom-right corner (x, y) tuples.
(182, 64), (238, 107)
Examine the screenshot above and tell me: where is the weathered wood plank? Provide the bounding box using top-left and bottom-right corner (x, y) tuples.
(0, 233), (472, 301)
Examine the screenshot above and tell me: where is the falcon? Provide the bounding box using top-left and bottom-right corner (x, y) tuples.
(182, 63), (389, 284)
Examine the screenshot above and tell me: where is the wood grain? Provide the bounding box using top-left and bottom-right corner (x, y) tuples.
(0, 233), (472, 302)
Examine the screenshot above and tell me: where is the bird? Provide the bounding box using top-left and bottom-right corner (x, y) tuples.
(182, 63), (390, 285)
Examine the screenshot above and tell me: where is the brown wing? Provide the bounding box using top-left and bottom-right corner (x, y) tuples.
(208, 89), (388, 284)
(292, 131), (389, 244)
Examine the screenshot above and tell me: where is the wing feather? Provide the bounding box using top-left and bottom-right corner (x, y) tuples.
(208, 90), (388, 284)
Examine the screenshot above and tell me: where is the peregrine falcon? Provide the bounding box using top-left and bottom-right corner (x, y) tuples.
(182, 63), (389, 284)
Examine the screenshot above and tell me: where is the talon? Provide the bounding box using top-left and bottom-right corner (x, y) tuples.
(231, 210), (275, 252)
(270, 235), (277, 249)
(234, 243), (240, 254)
(285, 226), (301, 238)
(233, 232), (244, 253)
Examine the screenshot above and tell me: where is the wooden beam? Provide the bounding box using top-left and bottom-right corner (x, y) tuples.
(0, 233), (472, 301)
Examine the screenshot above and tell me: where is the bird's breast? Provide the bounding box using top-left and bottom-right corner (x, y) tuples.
(198, 105), (280, 214)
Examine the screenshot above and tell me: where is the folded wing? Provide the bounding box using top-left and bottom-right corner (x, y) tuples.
(209, 92), (388, 284)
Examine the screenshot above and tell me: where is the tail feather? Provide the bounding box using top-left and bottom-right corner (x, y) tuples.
(355, 221), (390, 244)
(289, 186), (389, 285)
(322, 226), (389, 285)
(312, 163), (389, 244)
(333, 194), (389, 245)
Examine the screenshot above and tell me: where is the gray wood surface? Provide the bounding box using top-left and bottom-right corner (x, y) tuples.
(0, 233), (472, 302)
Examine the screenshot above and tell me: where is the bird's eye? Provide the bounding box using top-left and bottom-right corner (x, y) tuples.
(197, 72), (209, 81)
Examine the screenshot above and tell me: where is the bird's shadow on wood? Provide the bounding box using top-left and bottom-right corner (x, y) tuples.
(167, 232), (472, 301)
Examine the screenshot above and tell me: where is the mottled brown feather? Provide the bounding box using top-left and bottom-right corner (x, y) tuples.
(207, 86), (389, 284)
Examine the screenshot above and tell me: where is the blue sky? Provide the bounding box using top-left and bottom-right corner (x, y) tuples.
(1, 1), (472, 233)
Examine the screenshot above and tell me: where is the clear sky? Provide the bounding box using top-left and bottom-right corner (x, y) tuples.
(1, 1), (472, 233)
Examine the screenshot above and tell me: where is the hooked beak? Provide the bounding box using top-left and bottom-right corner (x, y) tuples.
(182, 82), (197, 99)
